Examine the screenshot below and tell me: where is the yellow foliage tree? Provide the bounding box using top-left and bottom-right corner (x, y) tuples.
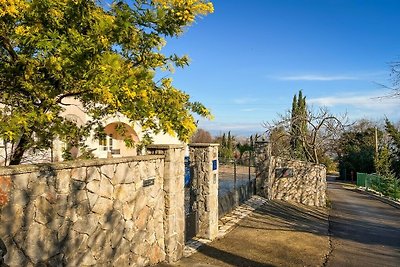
(0, 0), (213, 165)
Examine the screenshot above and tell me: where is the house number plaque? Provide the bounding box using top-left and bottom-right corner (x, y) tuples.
(143, 177), (155, 187)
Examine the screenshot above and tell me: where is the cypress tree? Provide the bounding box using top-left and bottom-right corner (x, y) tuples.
(227, 131), (232, 150)
(290, 90), (308, 160)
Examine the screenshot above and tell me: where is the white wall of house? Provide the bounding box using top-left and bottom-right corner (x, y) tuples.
(58, 97), (184, 160)
(1, 97), (186, 165)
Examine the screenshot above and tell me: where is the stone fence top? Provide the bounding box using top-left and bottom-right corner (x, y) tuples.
(271, 156), (326, 169)
(0, 155), (164, 175)
(147, 144), (185, 150)
(188, 143), (219, 147)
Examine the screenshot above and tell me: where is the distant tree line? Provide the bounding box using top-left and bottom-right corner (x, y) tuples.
(190, 129), (256, 165)
(191, 87), (400, 188)
(337, 119), (400, 180)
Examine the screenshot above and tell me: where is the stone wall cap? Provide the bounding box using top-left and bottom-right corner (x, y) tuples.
(0, 155), (164, 175)
(146, 144), (185, 150)
(272, 156), (326, 169)
(189, 143), (220, 147)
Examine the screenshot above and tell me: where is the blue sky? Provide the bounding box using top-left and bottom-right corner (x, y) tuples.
(162, 0), (400, 136)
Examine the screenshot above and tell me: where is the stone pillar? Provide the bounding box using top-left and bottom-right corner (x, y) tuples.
(254, 141), (271, 197)
(147, 145), (185, 263)
(189, 143), (219, 241)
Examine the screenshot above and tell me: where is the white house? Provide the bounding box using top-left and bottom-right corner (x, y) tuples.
(0, 97), (184, 165)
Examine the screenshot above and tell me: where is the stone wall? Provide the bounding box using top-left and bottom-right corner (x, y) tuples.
(0, 155), (169, 266)
(147, 145), (185, 262)
(266, 157), (327, 207)
(188, 144), (219, 241)
(254, 141), (271, 197)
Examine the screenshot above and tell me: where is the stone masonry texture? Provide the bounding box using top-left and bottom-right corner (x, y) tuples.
(147, 145), (185, 263)
(266, 156), (327, 207)
(189, 144), (219, 241)
(0, 155), (169, 266)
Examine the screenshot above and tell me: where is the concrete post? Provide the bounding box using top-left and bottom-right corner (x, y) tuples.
(189, 143), (219, 241)
(147, 144), (185, 262)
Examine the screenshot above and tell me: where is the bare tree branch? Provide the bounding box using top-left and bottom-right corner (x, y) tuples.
(0, 35), (18, 61)
(264, 106), (347, 164)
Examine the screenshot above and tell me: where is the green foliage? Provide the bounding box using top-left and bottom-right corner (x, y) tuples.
(0, 0), (213, 165)
(290, 90), (308, 160)
(78, 145), (95, 160)
(340, 118), (399, 197)
(338, 127), (376, 179)
(384, 119), (400, 178)
(370, 173), (400, 200)
(267, 91), (343, 165)
(216, 132), (255, 165)
(217, 131), (235, 161)
(61, 146), (73, 161)
(221, 133), (226, 147)
(319, 155), (337, 173)
(236, 142), (252, 159)
(375, 145), (392, 177)
(227, 131), (233, 151)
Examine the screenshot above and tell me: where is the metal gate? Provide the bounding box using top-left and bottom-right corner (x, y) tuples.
(184, 156), (198, 241)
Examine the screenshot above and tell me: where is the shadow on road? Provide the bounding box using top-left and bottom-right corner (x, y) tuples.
(326, 179), (400, 266)
(158, 199), (329, 267)
(195, 244), (275, 267)
(240, 200), (328, 236)
(328, 197), (400, 248)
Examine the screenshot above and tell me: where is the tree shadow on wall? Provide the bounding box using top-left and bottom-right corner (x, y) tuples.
(0, 162), (134, 266)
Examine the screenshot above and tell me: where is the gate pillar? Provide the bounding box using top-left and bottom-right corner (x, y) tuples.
(189, 143), (219, 241)
(254, 140), (271, 197)
(147, 144), (185, 262)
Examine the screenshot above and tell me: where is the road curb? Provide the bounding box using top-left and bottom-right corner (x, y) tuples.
(353, 188), (400, 209)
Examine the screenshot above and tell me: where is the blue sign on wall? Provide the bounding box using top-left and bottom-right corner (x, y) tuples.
(212, 160), (218, 171)
(184, 156), (190, 187)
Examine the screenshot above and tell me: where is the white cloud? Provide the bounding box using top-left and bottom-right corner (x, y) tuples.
(272, 71), (387, 81)
(308, 91), (400, 119)
(277, 74), (359, 81)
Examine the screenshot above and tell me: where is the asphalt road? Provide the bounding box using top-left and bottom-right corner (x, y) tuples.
(326, 179), (400, 267)
(160, 178), (399, 267)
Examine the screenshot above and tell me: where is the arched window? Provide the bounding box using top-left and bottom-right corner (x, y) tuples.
(99, 122), (139, 156)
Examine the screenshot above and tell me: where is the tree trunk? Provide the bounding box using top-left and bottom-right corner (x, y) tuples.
(9, 133), (30, 165)
(313, 148), (319, 164)
(3, 141), (7, 166)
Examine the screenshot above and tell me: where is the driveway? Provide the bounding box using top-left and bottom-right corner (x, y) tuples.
(326, 180), (400, 267)
(158, 200), (329, 267)
(158, 178), (400, 267)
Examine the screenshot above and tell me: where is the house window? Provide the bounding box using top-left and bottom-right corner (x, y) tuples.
(108, 134), (113, 151)
(99, 134), (114, 152)
(99, 136), (107, 151)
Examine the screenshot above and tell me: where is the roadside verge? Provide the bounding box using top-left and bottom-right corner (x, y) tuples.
(354, 188), (400, 209)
